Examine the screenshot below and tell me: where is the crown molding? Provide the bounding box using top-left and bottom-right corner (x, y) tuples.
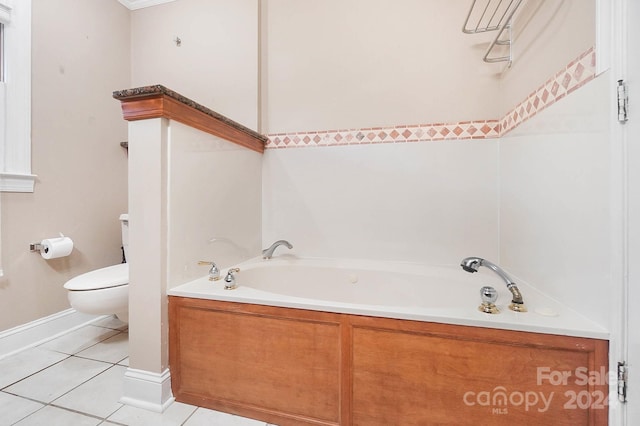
(118, 0), (176, 10)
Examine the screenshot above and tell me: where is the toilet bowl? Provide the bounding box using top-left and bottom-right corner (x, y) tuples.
(64, 214), (129, 322)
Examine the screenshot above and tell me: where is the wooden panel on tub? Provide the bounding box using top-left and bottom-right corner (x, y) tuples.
(350, 315), (608, 426)
(169, 296), (343, 426)
(169, 296), (608, 426)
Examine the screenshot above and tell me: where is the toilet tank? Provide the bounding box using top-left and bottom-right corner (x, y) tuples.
(119, 214), (129, 262)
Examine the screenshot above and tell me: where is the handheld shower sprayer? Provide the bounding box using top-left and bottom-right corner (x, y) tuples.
(460, 257), (527, 312)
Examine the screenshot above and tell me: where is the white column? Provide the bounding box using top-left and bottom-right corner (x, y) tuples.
(120, 118), (173, 412)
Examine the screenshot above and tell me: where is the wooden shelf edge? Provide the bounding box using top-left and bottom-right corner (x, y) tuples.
(113, 85), (267, 154)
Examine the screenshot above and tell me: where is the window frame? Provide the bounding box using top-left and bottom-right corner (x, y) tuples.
(0, 0), (35, 193)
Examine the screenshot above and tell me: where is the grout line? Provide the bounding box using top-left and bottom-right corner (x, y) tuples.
(0, 392), (46, 425)
(0, 313), (114, 362)
(0, 325), (129, 424)
(1, 322), (262, 425)
(39, 327), (127, 359)
(0, 390), (108, 426)
(45, 403), (107, 422)
(47, 361), (123, 422)
(101, 416), (128, 426)
(1, 389), (49, 405)
(0, 355), (72, 392)
(180, 407), (199, 426)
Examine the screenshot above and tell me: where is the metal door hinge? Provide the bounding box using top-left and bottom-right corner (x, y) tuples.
(618, 361), (628, 403)
(618, 80), (629, 123)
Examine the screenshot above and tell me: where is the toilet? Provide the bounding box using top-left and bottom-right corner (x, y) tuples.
(64, 214), (129, 322)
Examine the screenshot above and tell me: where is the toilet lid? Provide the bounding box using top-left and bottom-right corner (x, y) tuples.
(64, 263), (129, 291)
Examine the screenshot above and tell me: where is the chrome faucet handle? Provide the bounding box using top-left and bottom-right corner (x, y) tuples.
(224, 268), (240, 290)
(480, 286), (498, 304)
(198, 261), (220, 281)
(479, 286), (499, 314)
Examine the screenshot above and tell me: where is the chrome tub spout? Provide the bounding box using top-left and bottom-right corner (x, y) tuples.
(262, 240), (293, 259)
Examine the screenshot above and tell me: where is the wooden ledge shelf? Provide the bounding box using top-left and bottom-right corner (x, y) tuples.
(113, 85), (267, 153)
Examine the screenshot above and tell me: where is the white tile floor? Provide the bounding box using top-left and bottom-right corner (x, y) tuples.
(0, 316), (276, 426)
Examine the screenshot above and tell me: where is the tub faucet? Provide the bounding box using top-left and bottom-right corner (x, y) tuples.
(198, 260), (220, 281)
(224, 268), (240, 290)
(262, 240), (293, 259)
(460, 257), (527, 312)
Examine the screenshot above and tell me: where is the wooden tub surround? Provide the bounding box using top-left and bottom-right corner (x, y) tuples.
(169, 296), (608, 426)
(113, 85), (268, 153)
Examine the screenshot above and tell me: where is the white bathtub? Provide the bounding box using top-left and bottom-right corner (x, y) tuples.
(168, 256), (608, 339)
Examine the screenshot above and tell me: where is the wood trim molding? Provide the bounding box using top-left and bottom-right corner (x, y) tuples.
(113, 85), (267, 153)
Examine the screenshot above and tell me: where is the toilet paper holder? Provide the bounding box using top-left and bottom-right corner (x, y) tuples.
(30, 232), (70, 254)
(29, 242), (43, 253)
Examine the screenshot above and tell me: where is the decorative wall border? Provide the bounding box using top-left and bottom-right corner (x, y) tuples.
(266, 47), (596, 149)
(500, 47), (596, 134)
(267, 120), (501, 149)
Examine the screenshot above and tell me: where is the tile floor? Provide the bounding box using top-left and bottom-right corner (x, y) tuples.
(0, 316), (276, 426)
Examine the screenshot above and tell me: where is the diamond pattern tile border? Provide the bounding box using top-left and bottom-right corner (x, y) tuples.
(267, 120), (501, 149)
(266, 47), (596, 149)
(500, 47), (596, 134)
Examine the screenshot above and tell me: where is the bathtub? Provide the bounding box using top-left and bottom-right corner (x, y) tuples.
(168, 256), (607, 339)
(169, 257), (609, 425)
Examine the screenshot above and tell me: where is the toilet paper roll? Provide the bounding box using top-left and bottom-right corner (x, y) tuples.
(40, 236), (74, 260)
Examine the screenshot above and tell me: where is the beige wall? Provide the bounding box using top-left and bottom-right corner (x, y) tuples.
(0, 0), (130, 331)
(265, 0), (500, 133)
(130, 0), (259, 131)
(265, 0), (595, 133)
(500, 0), (595, 114)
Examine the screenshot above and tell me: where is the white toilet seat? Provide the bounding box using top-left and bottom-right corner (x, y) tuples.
(64, 263), (129, 291)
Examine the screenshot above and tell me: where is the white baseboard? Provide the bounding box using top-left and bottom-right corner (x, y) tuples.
(120, 368), (174, 412)
(0, 309), (110, 360)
